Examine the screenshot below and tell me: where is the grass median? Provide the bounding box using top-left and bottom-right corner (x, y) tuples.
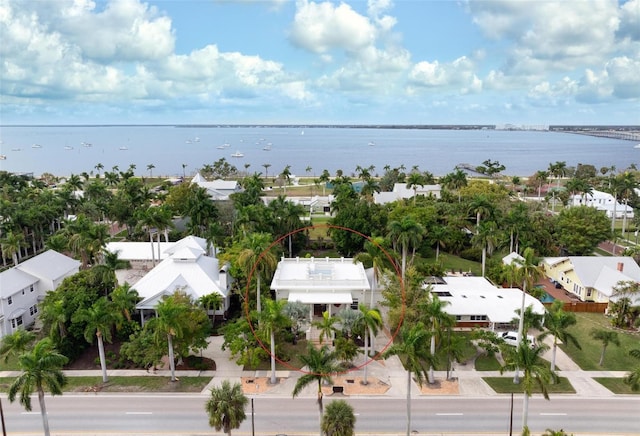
(0, 376), (212, 393)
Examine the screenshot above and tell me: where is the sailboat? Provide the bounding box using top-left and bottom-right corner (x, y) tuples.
(231, 151), (244, 158)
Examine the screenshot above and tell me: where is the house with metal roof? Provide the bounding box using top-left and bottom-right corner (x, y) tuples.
(542, 256), (640, 304)
(131, 237), (232, 323)
(0, 250), (80, 338)
(373, 183), (441, 205)
(570, 189), (634, 218)
(270, 257), (371, 318)
(191, 173), (243, 201)
(426, 276), (546, 330)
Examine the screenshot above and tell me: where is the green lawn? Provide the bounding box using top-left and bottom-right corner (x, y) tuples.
(437, 254), (482, 277)
(559, 312), (640, 371)
(0, 376), (211, 393)
(474, 354), (502, 371)
(483, 377), (575, 394)
(593, 377), (640, 395)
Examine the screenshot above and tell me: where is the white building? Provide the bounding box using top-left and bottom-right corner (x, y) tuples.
(131, 236), (232, 322)
(373, 183), (441, 205)
(570, 189), (634, 218)
(191, 173), (243, 200)
(426, 276), (546, 330)
(0, 250), (80, 338)
(270, 257), (371, 318)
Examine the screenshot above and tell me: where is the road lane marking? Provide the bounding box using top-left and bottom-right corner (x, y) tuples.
(540, 413), (567, 416)
(436, 413), (464, 416)
(125, 412), (153, 415)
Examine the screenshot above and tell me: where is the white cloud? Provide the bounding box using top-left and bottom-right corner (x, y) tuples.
(408, 56), (479, 93)
(289, 0), (376, 54)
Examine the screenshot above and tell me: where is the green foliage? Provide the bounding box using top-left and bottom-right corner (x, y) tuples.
(205, 380), (248, 434)
(329, 199), (389, 256)
(220, 317), (264, 369)
(321, 399), (356, 436)
(554, 206), (610, 255)
(119, 325), (164, 369)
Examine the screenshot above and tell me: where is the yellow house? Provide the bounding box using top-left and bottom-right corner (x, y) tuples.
(542, 256), (640, 303)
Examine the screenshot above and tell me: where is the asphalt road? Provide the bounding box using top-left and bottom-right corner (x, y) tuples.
(2, 394), (639, 435)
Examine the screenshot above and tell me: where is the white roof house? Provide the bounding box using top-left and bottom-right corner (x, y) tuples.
(106, 235), (212, 268)
(427, 276), (546, 328)
(502, 252), (525, 266)
(542, 256), (640, 304)
(132, 238), (231, 317)
(570, 189), (634, 218)
(0, 250), (80, 338)
(373, 183), (441, 205)
(191, 173), (243, 200)
(270, 257), (370, 312)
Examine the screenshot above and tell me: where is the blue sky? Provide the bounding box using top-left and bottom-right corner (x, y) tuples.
(1, 0), (639, 125)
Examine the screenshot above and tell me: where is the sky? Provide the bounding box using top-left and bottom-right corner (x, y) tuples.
(0, 0), (639, 126)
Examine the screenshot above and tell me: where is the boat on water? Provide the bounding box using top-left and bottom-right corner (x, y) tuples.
(81, 141), (92, 147)
(634, 144), (640, 149)
(119, 146), (128, 151)
(32, 144), (42, 148)
(0, 155), (6, 160)
(368, 141), (375, 146)
(231, 151), (244, 158)
(64, 146), (74, 150)
(11, 148), (21, 152)
(263, 144), (272, 151)
(216, 145), (226, 149)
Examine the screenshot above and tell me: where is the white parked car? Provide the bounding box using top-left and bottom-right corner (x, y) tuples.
(499, 331), (536, 348)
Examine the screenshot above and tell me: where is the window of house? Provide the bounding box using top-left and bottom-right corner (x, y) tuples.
(587, 289), (592, 297)
(30, 305), (38, 316)
(350, 299), (358, 310)
(30, 285), (34, 292)
(7, 296), (12, 305)
(14, 316), (23, 327)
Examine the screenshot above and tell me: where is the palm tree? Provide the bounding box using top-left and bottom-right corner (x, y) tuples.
(354, 304), (383, 385)
(511, 247), (544, 383)
(205, 380), (248, 436)
(319, 169), (331, 195)
(237, 232), (278, 313)
(110, 283), (139, 324)
(313, 311), (340, 345)
(8, 338), (68, 436)
(182, 163), (188, 178)
(1, 231), (25, 266)
(590, 328), (620, 366)
(624, 348), (640, 391)
(539, 301), (581, 372)
(387, 216), (424, 281)
(468, 194), (493, 228)
(94, 162), (104, 178)
(471, 220), (498, 277)
(199, 292), (223, 328)
(0, 329), (36, 363)
(262, 163), (271, 180)
(260, 298), (289, 384)
(354, 236), (389, 306)
(321, 399), (356, 436)
(500, 340), (554, 432)
(610, 280), (640, 328)
(441, 169), (467, 202)
(383, 322), (434, 436)
(147, 163), (155, 178)
(420, 294), (454, 384)
(280, 164), (292, 194)
(154, 294), (189, 381)
(406, 172), (425, 205)
(292, 344), (341, 436)
(73, 297), (120, 382)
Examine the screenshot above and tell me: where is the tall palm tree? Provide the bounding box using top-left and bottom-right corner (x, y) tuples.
(354, 304), (383, 385)
(147, 163), (155, 178)
(383, 322), (434, 436)
(0, 329), (36, 363)
(154, 294), (188, 381)
(73, 297), (120, 382)
(468, 194), (493, 228)
(1, 231), (25, 266)
(420, 294), (454, 384)
(471, 220), (498, 277)
(500, 340), (554, 432)
(405, 172), (425, 205)
(610, 280), (640, 328)
(199, 292), (223, 328)
(205, 380), (248, 436)
(262, 163), (271, 180)
(539, 301), (581, 372)
(260, 298), (289, 384)
(321, 399), (356, 436)
(292, 344), (341, 436)
(8, 338), (68, 436)
(280, 164), (292, 194)
(590, 328), (620, 366)
(354, 236), (389, 306)
(237, 232), (278, 313)
(512, 247), (544, 383)
(387, 216), (424, 281)
(319, 169), (331, 195)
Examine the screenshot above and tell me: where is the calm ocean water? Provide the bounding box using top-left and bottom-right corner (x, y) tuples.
(0, 126), (638, 178)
